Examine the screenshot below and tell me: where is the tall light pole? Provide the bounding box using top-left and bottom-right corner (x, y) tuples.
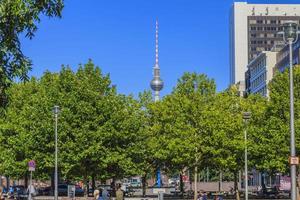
(243, 112), (251, 200)
(193, 82), (198, 200)
(278, 21), (300, 200)
(53, 106), (60, 200)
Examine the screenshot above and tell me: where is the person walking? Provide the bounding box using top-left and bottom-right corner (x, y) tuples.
(102, 188), (109, 200)
(116, 184), (124, 200)
(0, 187), (4, 200)
(94, 189), (100, 200)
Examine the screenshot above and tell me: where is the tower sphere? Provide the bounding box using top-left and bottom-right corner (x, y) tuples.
(150, 77), (164, 91)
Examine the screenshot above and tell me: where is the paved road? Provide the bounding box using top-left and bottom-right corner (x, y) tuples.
(33, 196), (291, 200)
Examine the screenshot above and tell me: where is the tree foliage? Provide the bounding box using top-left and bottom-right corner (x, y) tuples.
(0, 0), (64, 97)
(0, 60), (142, 182)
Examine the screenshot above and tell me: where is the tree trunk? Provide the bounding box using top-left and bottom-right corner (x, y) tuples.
(92, 175), (95, 191)
(112, 177), (116, 197)
(180, 172), (184, 197)
(234, 171), (240, 200)
(24, 173), (29, 188)
(234, 171), (238, 191)
(86, 179), (90, 199)
(219, 170), (223, 192)
(142, 173), (147, 197)
(83, 173), (88, 199)
(194, 166), (198, 200)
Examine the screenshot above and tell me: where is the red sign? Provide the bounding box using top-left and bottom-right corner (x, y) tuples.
(182, 175), (189, 182)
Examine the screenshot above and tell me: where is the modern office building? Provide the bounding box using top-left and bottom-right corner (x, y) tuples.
(276, 38), (300, 72)
(230, 2), (300, 85)
(246, 51), (277, 97)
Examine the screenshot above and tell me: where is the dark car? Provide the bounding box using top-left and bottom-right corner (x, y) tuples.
(58, 184), (68, 196)
(58, 184), (85, 197)
(260, 186), (279, 198)
(38, 186), (52, 196)
(13, 185), (26, 196)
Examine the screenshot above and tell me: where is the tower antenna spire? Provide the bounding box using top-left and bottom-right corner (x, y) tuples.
(155, 19), (159, 67)
(150, 19), (164, 102)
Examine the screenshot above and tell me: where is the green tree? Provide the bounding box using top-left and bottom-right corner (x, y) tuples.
(0, 61), (142, 187)
(148, 72), (216, 195)
(251, 66), (300, 174)
(0, 0), (64, 104)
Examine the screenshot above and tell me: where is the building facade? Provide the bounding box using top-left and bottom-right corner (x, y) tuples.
(246, 51), (277, 97)
(276, 38), (300, 72)
(230, 2), (300, 85)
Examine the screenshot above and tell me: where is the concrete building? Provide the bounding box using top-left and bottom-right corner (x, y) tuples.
(276, 38), (300, 72)
(246, 51), (277, 97)
(230, 2), (300, 85)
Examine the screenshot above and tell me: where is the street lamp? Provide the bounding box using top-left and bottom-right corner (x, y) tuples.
(243, 112), (251, 200)
(278, 21), (300, 200)
(193, 82), (198, 200)
(53, 105), (60, 200)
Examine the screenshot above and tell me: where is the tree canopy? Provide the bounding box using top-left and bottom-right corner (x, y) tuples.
(0, 0), (64, 104)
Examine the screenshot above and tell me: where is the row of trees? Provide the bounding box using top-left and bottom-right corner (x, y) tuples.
(0, 60), (298, 193)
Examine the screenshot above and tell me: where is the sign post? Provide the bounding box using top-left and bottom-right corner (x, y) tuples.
(28, 160), (35, 200)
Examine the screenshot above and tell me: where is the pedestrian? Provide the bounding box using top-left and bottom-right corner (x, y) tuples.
(0, 187), (4, 200)
(116, 184), (124, 200)
(202, 192), (208, 200)
(102, 188), (109, 200)
(197, 190), (203, 200)
(94, 189), (100, 200)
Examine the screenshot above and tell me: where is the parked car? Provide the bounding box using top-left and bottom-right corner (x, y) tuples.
(13, 185), (27, 196)
(57, 184), (85, 197)
(38, 186), (52, 196)
(58, 184), (68, 196)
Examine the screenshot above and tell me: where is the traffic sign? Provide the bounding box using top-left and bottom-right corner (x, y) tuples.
(28, 160), (36, 171)
(289, 156), (299, 165)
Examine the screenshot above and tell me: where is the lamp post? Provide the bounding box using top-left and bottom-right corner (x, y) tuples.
(53, 106), (60, 200)
(243, 112), (251, 200)
(278, 21), (300, 200)
(193, 82), (198, 200)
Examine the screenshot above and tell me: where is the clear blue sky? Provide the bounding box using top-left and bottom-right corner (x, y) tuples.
(21, 0), (300, 97)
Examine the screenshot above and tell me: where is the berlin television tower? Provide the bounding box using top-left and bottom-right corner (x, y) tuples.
(150, 20), (164, 102)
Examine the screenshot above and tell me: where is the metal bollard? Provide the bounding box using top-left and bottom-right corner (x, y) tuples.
(158, 192), (164, 200)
